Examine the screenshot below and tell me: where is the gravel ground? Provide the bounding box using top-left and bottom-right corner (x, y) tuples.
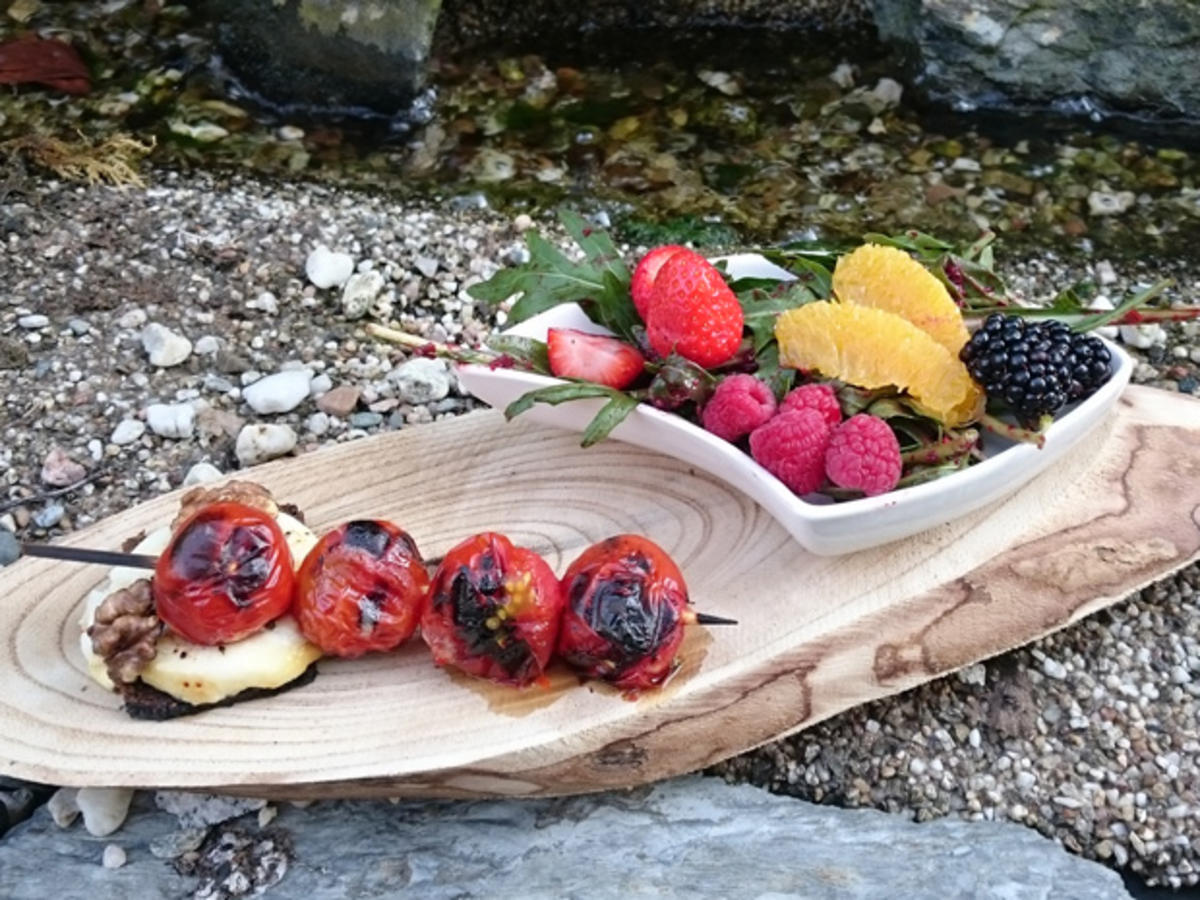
(1, 172), (1199, 888)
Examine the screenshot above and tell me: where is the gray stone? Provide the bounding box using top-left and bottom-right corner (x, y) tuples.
(75, 787), (134, 838)
(387, 357), (450, 404)
(198, 0), (443, 118)
(0, 530), (18, 567)
(17, 314), (49, 329)
(0, 778), (1131, 899)
(243, 369), (312, 415)
(348, 411), (383, 428)
(153, 791), (266, 829)
(871, 0), (1200, 123)
(67, 318), (91, 336)
(32, 504), (64, 529)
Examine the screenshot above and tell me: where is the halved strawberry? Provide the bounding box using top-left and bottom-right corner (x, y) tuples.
(630, 245), (692, 321)
(547, 329), (646, 390)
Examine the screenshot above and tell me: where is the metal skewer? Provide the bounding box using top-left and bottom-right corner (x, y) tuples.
(20, 543), (158, 570)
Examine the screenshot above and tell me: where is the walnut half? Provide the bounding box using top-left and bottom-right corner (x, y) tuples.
(87, 579), (163, 685)
(172, 480), (278, 530)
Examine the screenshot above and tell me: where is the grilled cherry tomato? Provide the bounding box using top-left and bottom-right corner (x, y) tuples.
(294, 520), (429, 658)
(153, 501), (294, 646)
(557, 534), (689, 694)
(421, 532), (564, 687)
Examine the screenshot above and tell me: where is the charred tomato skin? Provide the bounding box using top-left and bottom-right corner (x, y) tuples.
(295, 520), (429, 658)
(153, 501), (295, 646)
(557, 534), (689, 693)
(421, 532), (564, 687)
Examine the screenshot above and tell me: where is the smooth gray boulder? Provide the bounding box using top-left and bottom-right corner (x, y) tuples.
(199, 0), (443, 118)
(872, 0), (1200, 122)
(0, 777), (1131, 899)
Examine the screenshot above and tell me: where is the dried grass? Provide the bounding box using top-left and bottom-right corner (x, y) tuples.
(1, 131), (155, 188)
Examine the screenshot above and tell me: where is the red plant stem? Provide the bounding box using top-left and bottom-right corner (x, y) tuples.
(900, 429), (980, 466)
(979, 413), (1048, 449)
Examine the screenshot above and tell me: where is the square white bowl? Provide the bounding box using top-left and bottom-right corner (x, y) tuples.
(457, 254), (1133, 556)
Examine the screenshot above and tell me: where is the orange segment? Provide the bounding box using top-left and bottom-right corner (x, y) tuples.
(775, 302), (983, 427)
(833, 243), (969, 355)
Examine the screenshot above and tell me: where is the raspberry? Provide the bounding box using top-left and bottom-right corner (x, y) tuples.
(824, 414), (901, 497)
(647, 253), (744, 369)
(748, 409), (833, 496)
(701, 374), (777, 442)
(780, 383), (842, 428)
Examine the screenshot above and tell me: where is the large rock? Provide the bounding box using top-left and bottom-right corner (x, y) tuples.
(198, 0), (444, 117)
(438, 0), (870, 48)
(0, 778), (1130, 899)
(872, 0), (1200, 121)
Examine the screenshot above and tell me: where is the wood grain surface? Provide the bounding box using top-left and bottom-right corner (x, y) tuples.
(1, 385), (1198, 799)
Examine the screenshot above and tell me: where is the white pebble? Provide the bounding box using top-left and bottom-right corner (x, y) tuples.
(18, 314), (49, 329)
(236, 423), (298, 467)
(141, 323), (192, 367)
(110, 419), (146, 446)
(257, 805), (278, 828)
(116, 309), (147, 330)
(243, 370), (312, 415)
(309, 373), (333, 396)
(1041, 658), (1068, 680)
(145, 403), (196, 439)
(909, 758), (927, 776)
(305, 245), (354, 289)
(341, 270), (386, 320)
(1119, 323), (1166, 349)
(387, 357), (451, 405)
(102, 844), (127, 869)
(306, 412), (330, 436)
(77, 787), (135, 837)
(193, 335), (222, 355)
(183, 462), (223, 486)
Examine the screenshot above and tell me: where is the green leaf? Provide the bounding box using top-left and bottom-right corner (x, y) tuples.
(581, 393), (639, 447)
(484, 335), (551, 374)
(503, 382), (622, 421)
(583, 268), (642, 342)
(470, 230), (609, 322)
(760, 251), (834, 298)
(753, 342), (795, 401)
(558, 208), (630, 287)
(1071, 278), (1171, 333)
(738, 281), (815, 352)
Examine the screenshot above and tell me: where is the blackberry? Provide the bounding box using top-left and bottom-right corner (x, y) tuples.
(959, 314), (1112, 425)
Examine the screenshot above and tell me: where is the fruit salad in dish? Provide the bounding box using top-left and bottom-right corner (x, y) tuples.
(435, 210), (1193, 503)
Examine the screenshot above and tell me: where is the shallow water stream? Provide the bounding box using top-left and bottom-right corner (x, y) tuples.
(4, 2), (1200, 265)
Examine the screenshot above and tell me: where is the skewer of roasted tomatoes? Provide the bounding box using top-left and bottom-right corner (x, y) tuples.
(557, 534), (723, 695)
(153, 501), (294, 645)
(294, 520), (429, 657)
(421, 532), (565, 687)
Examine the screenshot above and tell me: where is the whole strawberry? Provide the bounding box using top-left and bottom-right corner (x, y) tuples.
(646, 253), (744, 369)
(630, 245), (688, 321)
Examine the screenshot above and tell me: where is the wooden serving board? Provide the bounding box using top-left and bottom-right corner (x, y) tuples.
(1, 385), (1198, 799)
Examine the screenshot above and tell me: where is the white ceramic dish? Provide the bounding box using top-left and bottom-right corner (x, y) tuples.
(457, 254), (1133, 556)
